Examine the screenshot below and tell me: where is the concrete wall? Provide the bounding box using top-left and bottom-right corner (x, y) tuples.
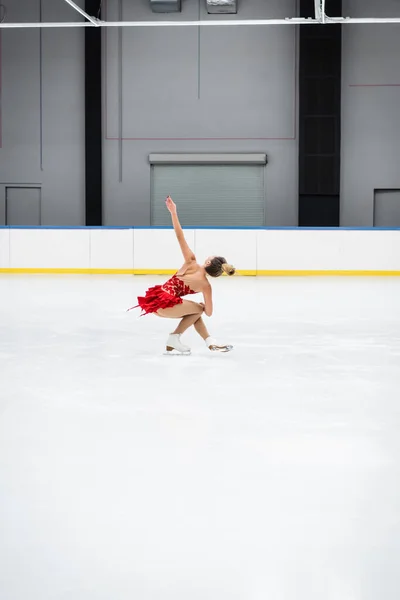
(2, 0), (400, 227)
(103, 0), (299, 226)
(341, 0), (400, 226)
(0, 0), (85, 226)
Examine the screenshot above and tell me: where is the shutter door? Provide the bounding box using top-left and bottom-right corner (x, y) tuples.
(151, 165), (265, 227)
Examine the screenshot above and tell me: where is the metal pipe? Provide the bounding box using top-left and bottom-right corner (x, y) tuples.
(99, 18), (317, 27)
(197, 0), (201, 100)
(39, 0), (43, 171)
(118, 0), (123, 183)
(321, 0), (326, 24)
(314, 0), (321, 21)
(1, 17), (400, 28)
(0, 22), (93, 28)
(63, 0), (99, 26)
(0, 18), (316, 29)
(327, 17), (400, 23)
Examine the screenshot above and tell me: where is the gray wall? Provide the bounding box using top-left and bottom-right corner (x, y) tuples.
(103, 0), (299, 226)
(341, 0), (400, 226)
(2, 0), (399, 227)
(0, 0), (85, 226)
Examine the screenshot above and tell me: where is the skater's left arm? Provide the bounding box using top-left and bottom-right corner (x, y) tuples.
(202, 283), (213, 317)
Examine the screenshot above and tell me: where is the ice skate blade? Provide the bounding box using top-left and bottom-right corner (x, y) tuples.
(209, 345), (233, 353)
(164, 347), (191, 356)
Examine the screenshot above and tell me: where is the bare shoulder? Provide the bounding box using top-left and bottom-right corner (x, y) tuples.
(177, 259), (197, 276)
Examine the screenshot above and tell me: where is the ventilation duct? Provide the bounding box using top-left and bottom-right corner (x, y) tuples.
(206, 0), (237, 14)
(149, 0), (181, 13)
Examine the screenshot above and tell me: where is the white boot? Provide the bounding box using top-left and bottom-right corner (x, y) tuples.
(205, 336), (233, 353)
(166, 333), (191, 354)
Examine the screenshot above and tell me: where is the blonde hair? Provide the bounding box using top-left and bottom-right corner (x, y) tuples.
(222, 263), (236, 276)
(205, 256), (236, 277)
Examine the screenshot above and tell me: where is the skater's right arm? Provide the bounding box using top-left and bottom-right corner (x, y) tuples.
(202, 283), (213, 317)
(165, 196), (196, 263)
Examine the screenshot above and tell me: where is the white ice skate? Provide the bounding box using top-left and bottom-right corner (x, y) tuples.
(165, 333), (191, 355)
(205, 337), (233, 353)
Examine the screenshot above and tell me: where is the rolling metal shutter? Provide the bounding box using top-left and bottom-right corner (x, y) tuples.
(150, 155), (266, 227)
(151, 165), (265, 227)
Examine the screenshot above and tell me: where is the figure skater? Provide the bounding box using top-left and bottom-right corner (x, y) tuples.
(129, 196), (235, 354)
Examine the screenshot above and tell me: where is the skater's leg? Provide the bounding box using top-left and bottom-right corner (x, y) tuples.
(172, 313), (231, 352)
(156, 300), (204, 319)
(156, 300), (232, 352)
(173, 312), (203, 335)
(193, 316), (210, 341)
(157, 300), (205, 353)
(157, 301), (210, 338)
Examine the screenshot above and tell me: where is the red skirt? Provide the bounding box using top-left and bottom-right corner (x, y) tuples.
(128, 284), (183, 316)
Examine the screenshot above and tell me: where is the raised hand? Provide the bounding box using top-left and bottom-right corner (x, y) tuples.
(165, 195), (195, 262)
(165, 196), (177, 215)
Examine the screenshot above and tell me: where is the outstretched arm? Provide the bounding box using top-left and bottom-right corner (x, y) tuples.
(165, 196), (195, 263)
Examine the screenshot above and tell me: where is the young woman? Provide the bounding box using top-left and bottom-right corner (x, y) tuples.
(130, 196), (235, 354)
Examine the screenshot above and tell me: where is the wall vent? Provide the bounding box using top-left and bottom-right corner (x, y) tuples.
(149, 0), (181, 13)
(206, 0), (237, 14)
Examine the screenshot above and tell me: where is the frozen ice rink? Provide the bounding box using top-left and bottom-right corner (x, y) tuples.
(1, 274), (400, 600)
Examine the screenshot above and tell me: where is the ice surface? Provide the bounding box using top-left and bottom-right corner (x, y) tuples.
(1, 274), (400, 600)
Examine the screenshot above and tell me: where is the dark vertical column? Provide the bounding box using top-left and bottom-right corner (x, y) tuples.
(298, 0), (342, 226)
(85, 1), (102, 225)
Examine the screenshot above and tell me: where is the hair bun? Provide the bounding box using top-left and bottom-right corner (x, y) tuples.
(222, 263), (235, 276)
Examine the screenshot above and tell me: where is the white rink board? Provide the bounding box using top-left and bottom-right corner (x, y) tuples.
(194, 229), (257, 272)
(133, 228), (195, 270)
(0, 228), (399, 272)
(90, 229), (134, 270)
(256, 230), (400, 271)
(8, 229), (90, 269)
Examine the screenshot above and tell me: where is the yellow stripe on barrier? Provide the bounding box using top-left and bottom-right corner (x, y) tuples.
(256, 270), (400, 276)
(0, 268), (136, 275)
(0, 268), (400, 276)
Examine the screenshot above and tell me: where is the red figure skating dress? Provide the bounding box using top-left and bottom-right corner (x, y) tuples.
(128, 273), (197, 315)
